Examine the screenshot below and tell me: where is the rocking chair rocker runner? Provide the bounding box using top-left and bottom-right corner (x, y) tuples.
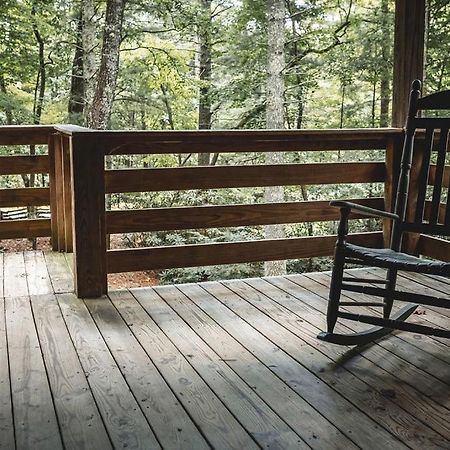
(318, 79), (450, 346)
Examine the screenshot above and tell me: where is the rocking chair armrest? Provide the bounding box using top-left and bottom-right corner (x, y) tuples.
(329, 201), (399, 220)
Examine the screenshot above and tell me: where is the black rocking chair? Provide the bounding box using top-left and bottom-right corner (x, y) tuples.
(318, 79), (450, 346)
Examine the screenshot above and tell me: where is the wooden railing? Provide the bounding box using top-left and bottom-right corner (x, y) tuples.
(0, 126), (54, 240)
(3, 125), (449, 298)
(51, 126), (405, 297)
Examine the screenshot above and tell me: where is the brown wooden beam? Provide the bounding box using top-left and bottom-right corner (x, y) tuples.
(105, 162), (386, 193)
(392, 0), (426, 127)
(106, 232), (383, 273)
(48, 133), (60, 251)
(106, 198), (384, 234)
(0, 155), (49, 175)
(383, 134), (403, 245)
(417, 235), (450, 262)
(0, 125), (55, 145)
(71, 134), (107, 298)
(0, 188), (49, 207)
(0, 219), (51, 239)
(54, 127), (402, 155)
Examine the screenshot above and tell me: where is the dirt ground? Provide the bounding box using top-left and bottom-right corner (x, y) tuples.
(0, 236), (159, 289)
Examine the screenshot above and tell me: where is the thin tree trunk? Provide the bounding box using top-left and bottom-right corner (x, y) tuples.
(160, 84), (175, 130)
(340, 82), (345, 128)
(371, 77), (376, 127)
(198, 0), (212, 166)
(0, 75), (13, 125)
(32, 4), (46, 126)
(88, 0), (126, 129)
(287, 4), (304, 130)
(82, 0), (97, 119)
(264, 0), (286, 276)
(30, 1), (47, 249)
(68, 10), (85, 125)
(436, 57), (448, 91)
(140, 108), (146, 129)
(300, 185), (314, 271)
(379, 0), (391, 127)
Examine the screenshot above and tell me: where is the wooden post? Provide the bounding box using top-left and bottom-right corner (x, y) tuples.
(62, 135), (73, 252)
(384, 133), (403, 247)
(48, 133), (59, 251)
(392, 0), (426, 127)
(70, 132), (107, 297)
(48, 133), (66, 251)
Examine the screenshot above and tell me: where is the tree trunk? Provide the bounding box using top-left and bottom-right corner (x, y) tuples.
(30, 1), (47, 249)
(32, 4), (46, 126)
(161, 84), (175, 130)
(371, 77), (376, 127)
(87, 0), (126, 129)
(82, 0), (97, 120)
(68, 11), (85, 125)
(379, 0), (391, 127)
(0, 75), (13, 125)
(287, 3), (304, 130)
(339, 82), (346, 128)
(264, 0), (286, 276)
(87, 0), (126, 251)
(198, 0), (212, 166)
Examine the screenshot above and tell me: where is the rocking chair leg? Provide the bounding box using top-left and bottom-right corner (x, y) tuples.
(383, 268), (398, 319)
(327, 253), (345, 333)
(327, 208), (350, 333)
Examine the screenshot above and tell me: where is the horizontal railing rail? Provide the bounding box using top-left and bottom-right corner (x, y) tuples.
(0, 126), (56, 240)
(104, 162), (386, 193)
(0, 125), (55, 145)
(105, 198), (385, 234)
(107, 233), (384, 274)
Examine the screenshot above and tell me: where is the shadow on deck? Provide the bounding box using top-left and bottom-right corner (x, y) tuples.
(2, 251), (450, 449)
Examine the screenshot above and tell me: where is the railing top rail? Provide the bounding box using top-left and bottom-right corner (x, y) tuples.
(55, 126), (403, 138)
(60, 127), (404, 155)
(0, 125), (57, 145)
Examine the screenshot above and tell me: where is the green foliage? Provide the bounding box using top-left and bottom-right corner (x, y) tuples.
(426, 0), (450, 93)
(113, 36), (198, 129)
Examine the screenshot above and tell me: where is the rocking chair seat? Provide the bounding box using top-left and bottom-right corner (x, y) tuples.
(344, 243), (450, 276)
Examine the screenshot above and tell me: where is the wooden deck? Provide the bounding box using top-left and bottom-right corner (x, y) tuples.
(2, 252), (450, 449)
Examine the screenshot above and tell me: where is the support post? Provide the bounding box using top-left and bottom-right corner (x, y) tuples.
(383, 133), (403, 247)
(48, 133), (60, 250)
(48, 133), (66, 251)
(62, 135), (73, 252)
(71, 132), (107, 297)
(392, 0), (426, 127)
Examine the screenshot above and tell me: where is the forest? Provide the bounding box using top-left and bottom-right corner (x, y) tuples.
(1, 0), (449, 283)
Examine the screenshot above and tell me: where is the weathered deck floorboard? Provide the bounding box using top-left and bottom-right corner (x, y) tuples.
(2, 250), (450, 449)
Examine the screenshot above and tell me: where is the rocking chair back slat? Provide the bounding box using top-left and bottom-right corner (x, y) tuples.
(429, 128), (449, 224)
(414, 128), (434, 223)
(445, 174), (450, 225)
